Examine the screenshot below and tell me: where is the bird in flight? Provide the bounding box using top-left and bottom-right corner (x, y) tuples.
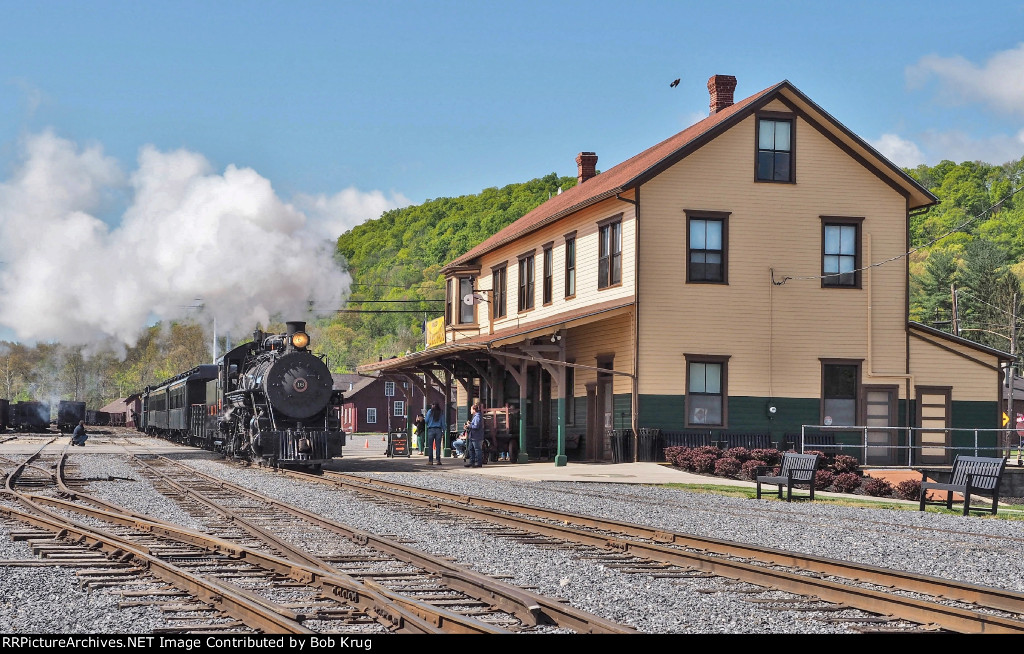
(670, 78), (680, 88)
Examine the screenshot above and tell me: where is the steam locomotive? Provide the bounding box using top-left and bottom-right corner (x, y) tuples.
(140, 321), (345, 468)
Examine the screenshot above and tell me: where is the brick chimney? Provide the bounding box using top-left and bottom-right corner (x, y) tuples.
(707, 74), (737, 114)
(576, 152), (598, 184)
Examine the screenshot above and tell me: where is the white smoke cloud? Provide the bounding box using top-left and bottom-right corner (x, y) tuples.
(0, 130), (385, 349)
(293, 187), (411, 243)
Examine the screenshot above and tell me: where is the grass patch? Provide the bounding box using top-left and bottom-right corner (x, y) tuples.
(654, 482), (1024, 519)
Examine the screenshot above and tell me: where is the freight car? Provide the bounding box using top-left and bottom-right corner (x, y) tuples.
(141, 321), (345, 469)
(57, 401), (86, 433)
(0, 399), (7, 432)
(11, 401), (50, 432)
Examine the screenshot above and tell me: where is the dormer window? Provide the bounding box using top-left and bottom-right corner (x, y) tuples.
(756, 115), (794, 182)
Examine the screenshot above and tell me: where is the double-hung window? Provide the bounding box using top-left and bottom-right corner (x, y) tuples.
(564, 233), (576, 298)
(822, 361), (860, 427)
(366, 407), (377, 424)
(822, 218), (862, 288)
(492, 264), (507, 319)
(393, 400), (405, 417)
(458, 277), (475, 324)
(518, 253), (535, 312)
(686, 211), (728, 283)
(598, 217), (622, 289)
(542, 245), (553, 305)
(685, 355), (728, 427)
(756, 115), (794, 182)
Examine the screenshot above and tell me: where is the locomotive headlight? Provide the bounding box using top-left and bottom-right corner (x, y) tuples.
(291, 332), (310, 349)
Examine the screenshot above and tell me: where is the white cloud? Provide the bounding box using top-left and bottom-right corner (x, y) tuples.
(870, 133), (926, 167)
(916, 128), (1024, 166)
(0, 131), (360, 349)
(908, 43), (1024, 116)
(292, 187), (412, 243)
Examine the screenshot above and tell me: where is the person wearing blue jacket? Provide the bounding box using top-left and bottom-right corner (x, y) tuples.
(466, 403), (485, 468)
(424, 402), (446, 465)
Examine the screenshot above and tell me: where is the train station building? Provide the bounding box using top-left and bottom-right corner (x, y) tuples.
(357, 75), (1013, 466)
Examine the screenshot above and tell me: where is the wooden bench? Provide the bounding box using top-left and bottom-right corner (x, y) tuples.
(918, 455), (1007, 516)
(721, 433), (774, 450)
(756, 452), (820, 502)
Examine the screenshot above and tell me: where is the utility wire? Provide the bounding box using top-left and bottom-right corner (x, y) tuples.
(772, 184), (1023, 286)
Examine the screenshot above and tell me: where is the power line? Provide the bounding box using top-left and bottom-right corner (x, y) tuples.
(772, 184), (1023, 286)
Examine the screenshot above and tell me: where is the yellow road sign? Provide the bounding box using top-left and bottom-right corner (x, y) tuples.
(1003, 412), (1010, 427)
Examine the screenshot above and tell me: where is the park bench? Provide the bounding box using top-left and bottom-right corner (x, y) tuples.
(721, 432), (774, 450)
(755, 452), (820, 502)
(918, 455), (1007, 516)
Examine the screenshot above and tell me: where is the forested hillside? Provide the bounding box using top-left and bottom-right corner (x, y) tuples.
(2, 156), (1022, 411)
(907, 157), (1024, 355)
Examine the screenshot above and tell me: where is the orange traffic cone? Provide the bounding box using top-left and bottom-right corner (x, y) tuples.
(364, 438), (369, 449)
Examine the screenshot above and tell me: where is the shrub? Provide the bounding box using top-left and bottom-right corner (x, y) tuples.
(714, 457), (742, 478)
(740, 459), (768, 481)
(723, 447), (752, 463)
(749, 448), (781, 466)
(894, 479), (922, 501)
(675, 449), (697, 471)
(861, 477), (894, 497)
(832, 454), (860, 474)
(815, 469), (835, 490)
(664, 446), (685, 465)
(693, 453), (719, 474)
(831, 472), (861, 493)
(804, 450), (830, 469)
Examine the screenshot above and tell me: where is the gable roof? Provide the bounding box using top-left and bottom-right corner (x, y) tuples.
(444, 80), (936, 272)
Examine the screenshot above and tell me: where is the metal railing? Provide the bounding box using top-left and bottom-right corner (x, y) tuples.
(798, 425), (1022, 466)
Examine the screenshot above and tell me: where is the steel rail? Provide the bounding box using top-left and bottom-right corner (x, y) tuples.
(57, 457), (498, 634)
(146, 454), (634, 634)
(306, 470), (1024, 634)
(5, 448), (462, 634)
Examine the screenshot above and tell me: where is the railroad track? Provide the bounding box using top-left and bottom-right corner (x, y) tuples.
(265, 468), (1024, 634)
(1, 440), (633, 634)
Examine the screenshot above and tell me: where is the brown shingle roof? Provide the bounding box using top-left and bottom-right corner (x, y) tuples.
(444, 79), (936, 271)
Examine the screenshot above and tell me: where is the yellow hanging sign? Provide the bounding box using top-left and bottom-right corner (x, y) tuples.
(425, 316), (445, 348)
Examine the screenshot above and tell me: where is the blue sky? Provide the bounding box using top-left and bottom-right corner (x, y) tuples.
(0, 0), (1022, 347)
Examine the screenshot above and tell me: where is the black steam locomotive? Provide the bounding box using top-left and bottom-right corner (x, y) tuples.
(140, 321), (345, 468)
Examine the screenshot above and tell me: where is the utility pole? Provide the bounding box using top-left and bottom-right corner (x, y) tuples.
(1009, 292), (1017, 439)
(951, 283), (960, 337)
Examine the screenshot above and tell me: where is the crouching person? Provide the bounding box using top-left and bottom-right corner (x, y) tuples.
(71, 421), (88, 446)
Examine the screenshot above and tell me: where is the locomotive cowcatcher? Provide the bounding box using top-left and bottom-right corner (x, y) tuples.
(141, 321), (345, 468)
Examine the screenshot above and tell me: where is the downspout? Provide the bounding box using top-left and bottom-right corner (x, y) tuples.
(618, 189), (640, 463)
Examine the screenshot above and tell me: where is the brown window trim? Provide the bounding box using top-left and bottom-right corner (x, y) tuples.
(564, 234), (577, 300)
(754, 110), (796, 184)
(491, 262), (508, 320)
(684, 354), (730, 428)
(819, 358), (862, 426)
(517, 254), (536, 314)
(542, 245), (554, 306)
(820, 216), (864, 289)
(456, 276), (478, 326)
(684, 210), (730, 285)
(597, 215), (623, 291)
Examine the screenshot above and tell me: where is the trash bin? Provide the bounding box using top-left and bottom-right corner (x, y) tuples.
(637, 427), (661, 462)
(611, 429), (634, 463)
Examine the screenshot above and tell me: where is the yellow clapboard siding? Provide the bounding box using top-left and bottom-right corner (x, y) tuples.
(910, 335), (1000, 402)
(637, 111), (909, 399)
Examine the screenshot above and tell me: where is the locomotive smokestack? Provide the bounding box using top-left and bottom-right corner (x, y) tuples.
(286, 321), (306, 337)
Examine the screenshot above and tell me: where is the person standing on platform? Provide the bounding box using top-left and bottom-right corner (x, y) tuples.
(466, 403), (485, 468)
(424, 402), (446, 465)
(412, 412), (426, 454)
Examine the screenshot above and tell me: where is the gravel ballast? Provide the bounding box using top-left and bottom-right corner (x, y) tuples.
(2, 450), (1021, 635)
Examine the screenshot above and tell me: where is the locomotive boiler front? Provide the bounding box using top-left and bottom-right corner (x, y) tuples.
(247, 350), (334, 419)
